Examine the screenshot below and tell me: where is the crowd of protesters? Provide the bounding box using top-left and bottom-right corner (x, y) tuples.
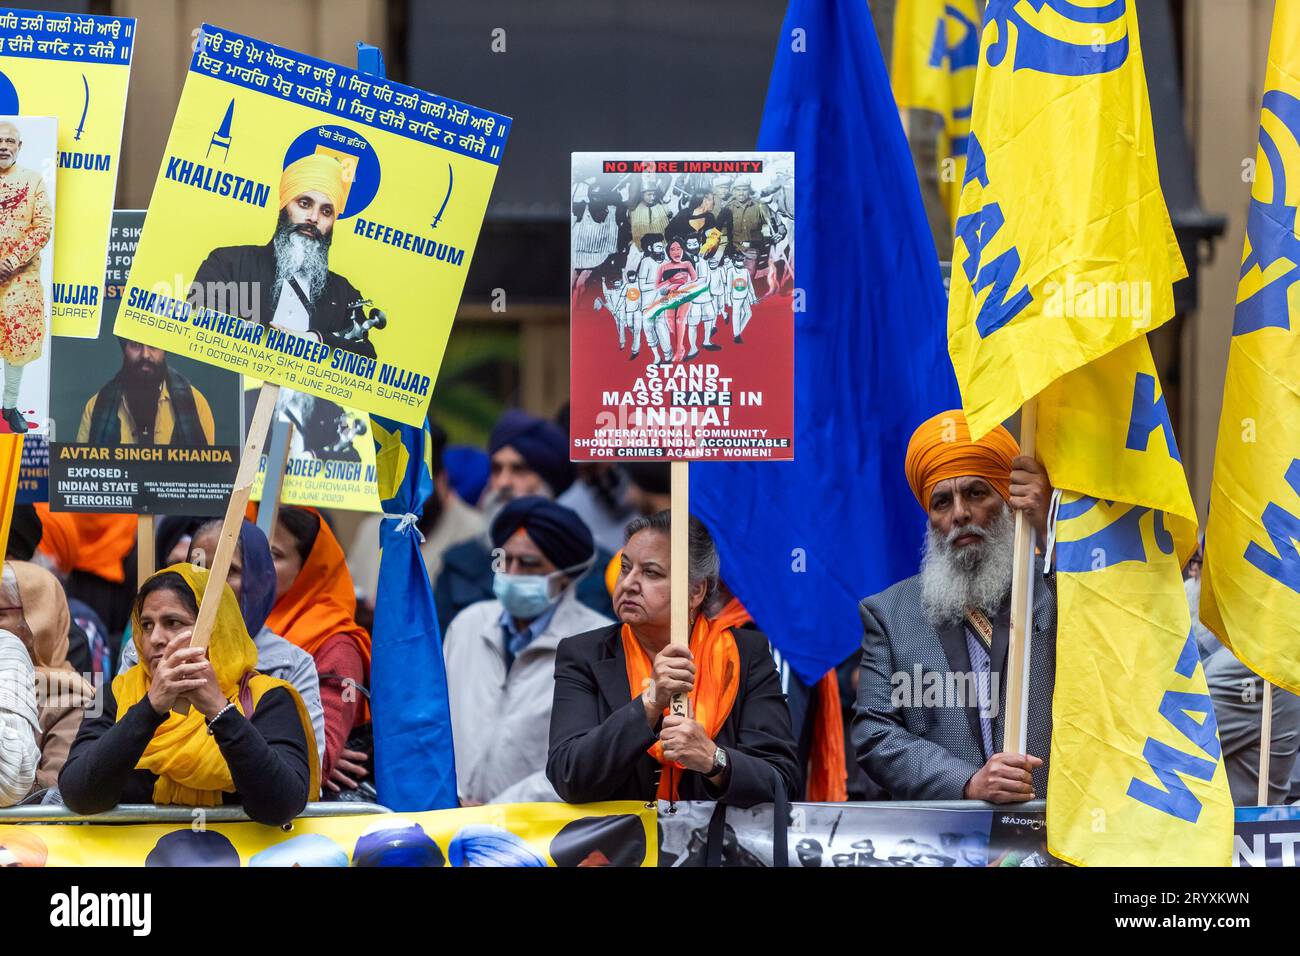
(0, 404), (1291, 829)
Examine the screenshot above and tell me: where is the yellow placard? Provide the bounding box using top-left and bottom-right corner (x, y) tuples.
(245, 378), (379, 513)
(0, 432), (21, 551)
(114, 25), (508, 427)
(0, 8), (134, 338)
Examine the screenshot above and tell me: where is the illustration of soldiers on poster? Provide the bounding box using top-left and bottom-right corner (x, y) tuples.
(570, 152), (794, 461)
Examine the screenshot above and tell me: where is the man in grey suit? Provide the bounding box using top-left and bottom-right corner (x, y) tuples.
(853, 410), (1056, 803)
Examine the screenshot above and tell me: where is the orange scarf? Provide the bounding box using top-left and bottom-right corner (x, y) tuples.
(33, 506), (79, 576)
(263, 508), (372, 721)
(35, 507), (134, 582)
(805, 670), (848, 802)
(622, 598), (748, 800)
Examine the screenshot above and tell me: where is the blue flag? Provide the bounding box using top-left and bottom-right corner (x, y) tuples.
(369, 415), (458, 810)
(691, 0), (958, 685)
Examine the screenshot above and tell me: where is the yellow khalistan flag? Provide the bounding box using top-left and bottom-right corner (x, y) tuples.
(1201, 3), (1300, 694)
(1037, 337), (1233, 866)
(947, 1), (1186, 441)
(890, 0), (980, 223)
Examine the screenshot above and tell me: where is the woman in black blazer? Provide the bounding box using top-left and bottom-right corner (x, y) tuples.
(546, 511), (797, 806)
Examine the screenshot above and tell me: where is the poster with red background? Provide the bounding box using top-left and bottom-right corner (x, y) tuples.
(570, 152), (794, 462)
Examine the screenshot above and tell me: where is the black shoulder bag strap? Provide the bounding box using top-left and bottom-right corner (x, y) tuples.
(704, 765), (789, 868)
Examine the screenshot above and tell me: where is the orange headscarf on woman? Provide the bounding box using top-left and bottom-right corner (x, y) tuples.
(904, 409), (1019, 509)
(622, 597), (749, 801)
(32, 505), (79, 577)
(265, 509), (372, 703)
(34, 506), (134, 582)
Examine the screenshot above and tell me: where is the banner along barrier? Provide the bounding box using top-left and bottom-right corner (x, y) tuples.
(0, 800), (1290, 866)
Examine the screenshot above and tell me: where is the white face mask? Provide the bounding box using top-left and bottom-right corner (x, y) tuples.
(493, 559), (594, 621)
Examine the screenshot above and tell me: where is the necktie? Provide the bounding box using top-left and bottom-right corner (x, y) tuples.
(964, 608), (996, 759)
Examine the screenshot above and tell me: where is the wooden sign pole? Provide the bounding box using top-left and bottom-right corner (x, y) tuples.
(189, 383), (281, 651)
(669, 459), (690, 718)
(1003, 397), (1038, 756)
(174, 382), (280, 714)
(136, 514), (154, 582)
(1258, 681), (1274, 806)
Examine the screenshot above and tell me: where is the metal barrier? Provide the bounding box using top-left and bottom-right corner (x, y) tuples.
(0, 801), (391, 825)
(0, 798), (1045, 824)
(810, 799), (1047, 811)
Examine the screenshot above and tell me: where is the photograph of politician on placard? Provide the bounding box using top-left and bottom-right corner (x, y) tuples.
(0, 115), (56, 436)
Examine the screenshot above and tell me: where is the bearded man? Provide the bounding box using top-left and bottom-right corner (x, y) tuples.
(852, 410), (1057, 803)
(189, 153), (381, 359)
(77, 339), (215, 446)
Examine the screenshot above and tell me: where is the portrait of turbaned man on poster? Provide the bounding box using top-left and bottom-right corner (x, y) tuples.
(185, 152), (387, 362)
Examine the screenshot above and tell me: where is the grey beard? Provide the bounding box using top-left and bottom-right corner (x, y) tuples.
(272, 223), (330, 308)
(918, 502), (1016, 629)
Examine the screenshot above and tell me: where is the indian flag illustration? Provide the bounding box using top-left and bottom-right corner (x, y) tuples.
(645, 278), (710, 319)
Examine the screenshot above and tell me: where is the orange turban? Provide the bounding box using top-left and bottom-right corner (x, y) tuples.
(279, 154), (346, 212)
(904, 409), (1019, 509)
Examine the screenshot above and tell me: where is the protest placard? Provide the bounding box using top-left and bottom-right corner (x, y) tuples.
(114, 24), (509, 427)
(245, 380), (378, 512)
(569, 152), (794, 462)
(0, 114), (55, 436)
(49, 210), (243, 514)
(0, 7), (133, 338)
(15, 431), (43, 501)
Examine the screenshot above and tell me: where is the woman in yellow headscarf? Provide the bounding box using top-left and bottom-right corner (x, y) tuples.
(59, 565), (319, 826)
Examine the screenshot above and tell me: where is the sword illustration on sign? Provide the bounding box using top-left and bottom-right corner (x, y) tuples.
(74, 74), (88, 141)
(431, 162), (452, 228)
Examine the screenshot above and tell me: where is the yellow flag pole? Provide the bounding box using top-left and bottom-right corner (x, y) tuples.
(1258, 682), (1274, 806)
(669, 459), (690, 717)
(1003, 397), (1038, 756)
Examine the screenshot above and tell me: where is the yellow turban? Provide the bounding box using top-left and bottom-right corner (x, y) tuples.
(279, 153), (346, 212)
(0, 826), (48, 866)
(904, 409), (1019, 509)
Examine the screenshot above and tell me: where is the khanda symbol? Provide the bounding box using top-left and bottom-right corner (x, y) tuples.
(431, 162), (453, 229)
(1234, 90), (1300, 336)
(984, 0), (1129, 76)
(1051, 496), (1175, 574)
(75, 74), (88, 141)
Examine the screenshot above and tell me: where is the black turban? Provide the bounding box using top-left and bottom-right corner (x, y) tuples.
(490, 496), (594, 571)
(488, 410), (575, 496)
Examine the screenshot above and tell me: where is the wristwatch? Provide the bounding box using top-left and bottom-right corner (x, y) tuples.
(709, 746), (729, 778)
